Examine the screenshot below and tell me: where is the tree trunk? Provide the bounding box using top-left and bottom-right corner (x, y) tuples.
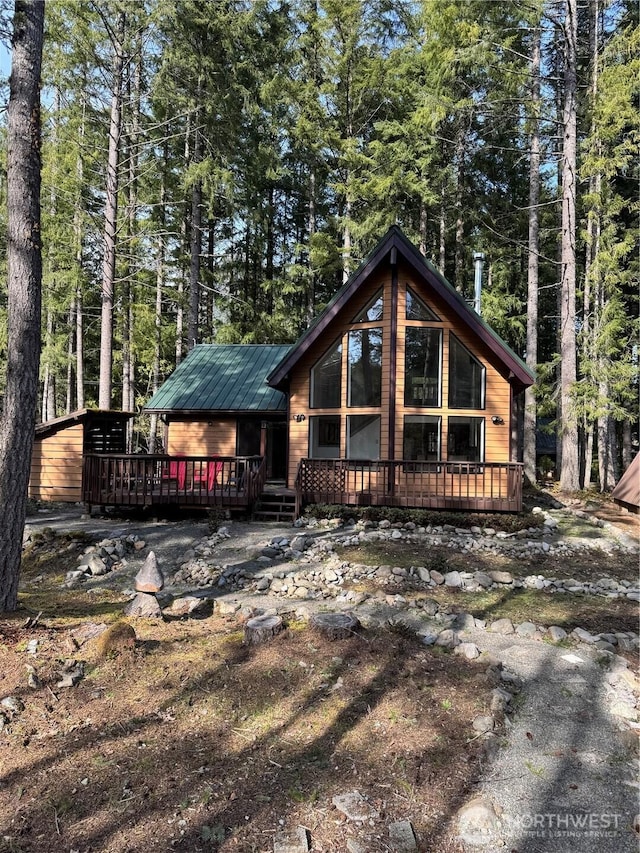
(187, 92), (202, 351)
(597, 408), (617, 491)
(149, 144), (167, 454)
(454, 125), (465, 292)
(419, 203), (427, 257)
(582, 0), (600, 490)
(559, 0), (579, 492)
(0, 0), (44, 612)
(621, 420), (632, 472)
(205, 219), (215, 340)
(523, 24), (541, 488)
(307, 168), (316, 325)
(66, 300), (74, 414)
(175, 115), (191, 366)
(73, 103), (86, 410)
(123, 51), (140, 449)
(310, 612), (360, 640)
(41, 307), (56, 421)
(75, 282), (84, 410)
(342, 195), (351, 284)
(244, 614), (283, 645)
(98, 9), (125, 410)
(439, 181), (446, 274)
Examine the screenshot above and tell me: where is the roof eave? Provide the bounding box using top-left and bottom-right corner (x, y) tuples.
(143, 407), (287, 416)
(267, 226), (534, 391)
(267, 229), (400, 390)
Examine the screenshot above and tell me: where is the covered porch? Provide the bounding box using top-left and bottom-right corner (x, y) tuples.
(295, 458), (524, 514)
(82, 454), (266, 512)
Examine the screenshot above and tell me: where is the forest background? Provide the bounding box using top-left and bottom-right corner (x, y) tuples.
(0, 0), (637, 494)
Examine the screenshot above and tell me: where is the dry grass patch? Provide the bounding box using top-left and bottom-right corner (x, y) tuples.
(0, 606), (491, 853)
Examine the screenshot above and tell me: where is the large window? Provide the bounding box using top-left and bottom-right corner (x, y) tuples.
(404, 327), (441, 407)
(447, 417), (484, 462)
(348, 328), (382, 407)
(309, 416), (340, 458)
(403, 416), (441, 461)
(448, 334), (485, 409)
(310, 339), (342, 408)
(347, 415), (380, 459)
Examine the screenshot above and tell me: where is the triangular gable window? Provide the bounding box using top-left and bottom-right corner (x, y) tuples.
(353, 290), (383, 323)
(406, 286), (439, 321)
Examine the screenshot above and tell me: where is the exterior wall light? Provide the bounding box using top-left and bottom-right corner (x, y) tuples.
(294, 414), (306, 423)
(491, 415), (505, 425)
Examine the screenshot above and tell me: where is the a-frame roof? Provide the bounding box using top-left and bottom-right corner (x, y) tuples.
(267, 225), (535, 393)
(145, 345), (290, 413)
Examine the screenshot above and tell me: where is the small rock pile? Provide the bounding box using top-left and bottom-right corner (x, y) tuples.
(124, 551), (164, 618)
(171, 526), (234, 588)
(65, 534), (146, 588)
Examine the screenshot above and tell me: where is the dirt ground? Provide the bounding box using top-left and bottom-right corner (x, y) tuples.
(0, 604), (489, 853)
(0, 494), (637, 853)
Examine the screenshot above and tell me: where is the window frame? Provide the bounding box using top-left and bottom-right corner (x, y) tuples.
(403, 415), (442, 472)
(405, 285), (439, 321)
(352, 289), (383, 323)
(308, 415), (341, 459)
(347, 326), (383, 408)
(346, 414), (381, 461)
(309, 337), (343, 409)
(448, 333), (486, 410)
(447, 416), (485, 463)
(404, 326), (442, 408)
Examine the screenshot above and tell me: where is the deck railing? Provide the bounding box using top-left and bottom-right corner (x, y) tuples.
(82, 454), (266, 510)
(295, 458), (523, 513)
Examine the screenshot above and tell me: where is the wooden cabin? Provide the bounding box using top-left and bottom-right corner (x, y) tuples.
(135, 227), (534, 515)
(30, 409), (133, 503)
(265, 226), (534, 511)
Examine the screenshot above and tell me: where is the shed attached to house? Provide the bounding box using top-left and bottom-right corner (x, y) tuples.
(145, 345), (291, 481)
(29, 409), (133, 503)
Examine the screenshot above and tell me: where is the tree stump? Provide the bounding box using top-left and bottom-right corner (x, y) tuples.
(243, 614), (283, 645)
(310, 612), (360, 640)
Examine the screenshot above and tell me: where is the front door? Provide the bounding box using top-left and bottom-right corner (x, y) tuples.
(236, 418), (287, 481)
(266, 421), (287, 481)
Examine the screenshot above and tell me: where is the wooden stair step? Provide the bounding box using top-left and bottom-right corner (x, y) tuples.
(253, 490), (297, 522)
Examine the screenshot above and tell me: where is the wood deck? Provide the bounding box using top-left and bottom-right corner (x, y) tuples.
(82, 454), (523, 514)
(295, 458), (524, 513)
(82, 454), (266, 511)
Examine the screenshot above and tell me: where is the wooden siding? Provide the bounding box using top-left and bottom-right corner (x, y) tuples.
(286, 260), (513, 487)
(29, 423), (84, 502)
(168, 418), (237, 457)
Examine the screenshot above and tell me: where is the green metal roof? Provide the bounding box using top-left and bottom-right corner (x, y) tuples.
(145, 345), (291, 413)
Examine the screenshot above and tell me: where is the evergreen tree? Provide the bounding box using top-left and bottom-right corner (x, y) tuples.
(0, 0), (44, 612)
